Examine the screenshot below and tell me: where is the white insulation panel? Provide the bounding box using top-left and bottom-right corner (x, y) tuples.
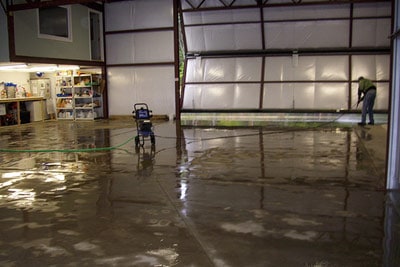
(264, 83), (348, 110)
(264, 5), (350, 20)
(186, 57), (262, 82)
(106, 31), (174, 64)
(265, 56), (349, 81)
(180, 0), (390, 111)
(183, 8), (259, 24)
(183, 54), (390, 110)
(185, 24), (262, 52)
(353, 2), (391, 17)
(313, 83), (348, 109)
(103, 0), (390, 113)
(264, 20), (349, 49)
(183, 84), (260, 109)
(352, 19), (391, 47)
(352, 55), (390, 80)
(105, 0), (173, 31)
(108, 66), (175, 116)
(263, 83), (294, 109)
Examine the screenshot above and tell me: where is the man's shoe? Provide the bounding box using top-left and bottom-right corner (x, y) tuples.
(368, 122), (374, 125)
(358, 122), (366, 126)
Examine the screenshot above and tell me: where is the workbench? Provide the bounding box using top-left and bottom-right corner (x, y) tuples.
(0, 97), (45, 126)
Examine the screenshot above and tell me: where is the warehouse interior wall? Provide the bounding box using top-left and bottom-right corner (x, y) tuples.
(12, 5), (93, 61)
(180, 1), (391, 112)
(104, 0), (176, 118)
(183, 55), (390, 110)
(1, 0), (393, 118)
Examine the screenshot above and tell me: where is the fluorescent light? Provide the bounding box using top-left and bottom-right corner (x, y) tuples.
(0, 63), (28, 70)
(57, 65), (80, 71)
(0, 63), (80, 72)
(29, 65), (57, 72)
(27, 64), (80, 72)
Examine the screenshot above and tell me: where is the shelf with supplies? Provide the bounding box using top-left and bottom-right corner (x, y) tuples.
(0, 82), (46, 126)
(55, 74), (103, 120)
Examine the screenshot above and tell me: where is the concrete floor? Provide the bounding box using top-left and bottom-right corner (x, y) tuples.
(0, 119), (399, 267)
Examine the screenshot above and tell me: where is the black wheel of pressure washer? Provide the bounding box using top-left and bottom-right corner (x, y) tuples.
(135, 136), (140, 147)
(150, 134), (155, 145)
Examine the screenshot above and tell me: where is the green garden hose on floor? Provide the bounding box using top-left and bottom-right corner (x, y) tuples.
(0, 112), (353, 154)
(0, 135), (136, 153)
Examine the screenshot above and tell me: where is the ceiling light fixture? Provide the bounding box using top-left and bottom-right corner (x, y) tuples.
(0, 63), (80, 72)
(0, 63), (28, 70)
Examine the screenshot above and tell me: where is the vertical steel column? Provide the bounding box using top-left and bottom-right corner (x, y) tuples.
(178, 0), (188, 112)
(348, 3), (354, 110)
(258, 1), (265, 110)
(387, 0), (400, 190)
(101, 3), (108, 119)
(259, 57), (265, 109)
(6, 1), (16, 61)
(173, 0), (181, 121)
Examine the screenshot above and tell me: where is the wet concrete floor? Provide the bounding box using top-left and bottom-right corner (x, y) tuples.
(0, 119), (399, 267)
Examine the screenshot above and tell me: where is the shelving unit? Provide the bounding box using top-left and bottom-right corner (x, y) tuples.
(55, 76), (73, 120)
(55, 74), (103, 120)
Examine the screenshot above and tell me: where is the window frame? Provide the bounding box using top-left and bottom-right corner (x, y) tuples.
(37, 5), (72, 42)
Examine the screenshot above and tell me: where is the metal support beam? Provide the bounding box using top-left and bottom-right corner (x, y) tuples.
(181, 0), (391, 11)
(174, 0), (181, 121)
(387, 0), (400, 190)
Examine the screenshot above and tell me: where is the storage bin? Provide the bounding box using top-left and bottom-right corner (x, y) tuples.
(5, 83), (16, 98)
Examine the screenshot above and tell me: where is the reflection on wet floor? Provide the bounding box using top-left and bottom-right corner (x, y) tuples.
(0, 120), (399, 266)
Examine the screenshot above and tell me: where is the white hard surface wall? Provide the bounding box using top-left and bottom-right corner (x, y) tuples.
(106, 32), (174, 64)
(183, 84), (259, 109)
(108, 66), (175, 116)
(105, 0), (173, 31)
(186, 57), (262, 82)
